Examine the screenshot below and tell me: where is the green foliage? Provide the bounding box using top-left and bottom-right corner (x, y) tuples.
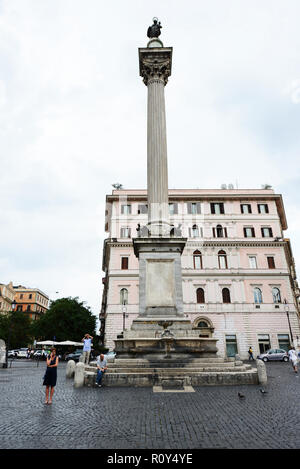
(31, 297), (96, 342)
(0, 311), (33, 349)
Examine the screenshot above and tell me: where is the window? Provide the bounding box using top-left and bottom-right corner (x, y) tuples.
(20, 294), (23, 299)
(121, 257), (129, 270)
(169, 203), (178, 215)
(196, 288), (205, 304)
(258, 334), (270, 354)
(222, 288), (231, 303)
(243, 227), (255, 238)
(187, 202), (201, 214)
(258, 204), (269, 214)
(29, 294), (32, 299)
(218, 250), (228, 269)
(17, 305), (22, 312)
(120, 288), (128, 305)
(120, 227), (131, 238)
(210, 202), (224, 214)
(249, 256), (257, 269)
(190, 225), (199, 238)
(26, 305), (31, 311)
(226, 335), (238, 357)
(121, 204), (131, 215)
(277, 334), (290, 352)
(254, 287), (263, 304)
(197, 320), (209, 328)
(241, 204), (252, 214)
(272, 287), (281, 304)
(267, 256), (275, 269)
(214, 224), (227, 238)
(193, 251), (202, 269)
(137, 204), (148, 214)
(261, 227), (273, 238)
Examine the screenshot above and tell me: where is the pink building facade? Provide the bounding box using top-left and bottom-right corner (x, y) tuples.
(100, 188), (300, 360)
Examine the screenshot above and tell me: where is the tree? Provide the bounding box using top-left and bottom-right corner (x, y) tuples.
(31, 297), (96, 342)
(0, 311), (33, 349)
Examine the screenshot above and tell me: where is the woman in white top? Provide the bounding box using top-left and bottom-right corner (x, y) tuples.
(288, 347), (298, 373)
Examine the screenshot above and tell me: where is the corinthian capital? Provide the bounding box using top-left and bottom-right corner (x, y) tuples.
(139, 47), (172, 86)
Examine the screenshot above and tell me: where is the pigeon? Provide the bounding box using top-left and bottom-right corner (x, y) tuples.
(238, 392), (245, 399)
(260, 388), (268, 394)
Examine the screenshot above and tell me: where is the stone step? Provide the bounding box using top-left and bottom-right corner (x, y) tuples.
(85, 364), (253, 374)
(84, 368), (258, 387)
(86, 362), (251, 371)
(106, 366), (252, 373)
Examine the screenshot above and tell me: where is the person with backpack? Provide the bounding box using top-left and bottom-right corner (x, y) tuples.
(248, 346), (254, 361)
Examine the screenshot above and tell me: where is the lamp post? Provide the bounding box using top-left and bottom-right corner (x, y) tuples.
(284, 299), (294, 345)
(3, 299), (17, 368)
(122, 302), (127, 332)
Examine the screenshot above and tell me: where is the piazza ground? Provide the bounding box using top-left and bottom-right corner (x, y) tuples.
(1, 359), (300, 449)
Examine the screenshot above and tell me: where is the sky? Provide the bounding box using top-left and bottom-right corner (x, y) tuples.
(1, 0), (300, 323)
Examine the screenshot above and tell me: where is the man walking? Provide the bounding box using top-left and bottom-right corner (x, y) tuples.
(96, 353), (108, 387)
(248, 346), (254, 361)
(288, 347), (298, 373)
(81, 334), (93, 364)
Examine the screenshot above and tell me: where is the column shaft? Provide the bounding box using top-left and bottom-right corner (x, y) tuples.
(147, 78), (169, 233)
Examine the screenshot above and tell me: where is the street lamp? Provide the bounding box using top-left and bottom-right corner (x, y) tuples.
(284, 299), (294, 345)
(122, 302), (127, 332)
(3, 299), (17, 369)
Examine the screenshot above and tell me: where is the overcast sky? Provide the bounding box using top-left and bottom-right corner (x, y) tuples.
(1, 0), (300, 321)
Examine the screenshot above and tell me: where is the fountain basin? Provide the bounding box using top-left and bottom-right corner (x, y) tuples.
(114, 337), (218, 359)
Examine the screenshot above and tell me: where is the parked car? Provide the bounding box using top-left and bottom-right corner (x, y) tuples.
(65, 350), (83, 362)
(33, 350), (48, 359)
(8, 350), (18, 358)
(16, 348), (29, 358)
(257, 349), (289, 362)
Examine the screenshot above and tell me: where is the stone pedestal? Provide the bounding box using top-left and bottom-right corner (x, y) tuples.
(133, 237), (186, 317)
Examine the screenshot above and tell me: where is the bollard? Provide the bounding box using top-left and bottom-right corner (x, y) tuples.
(256, 359), (267, 386)
(74, 362), (85, 388)
(78, 354), (85, 363)
(66, 360), (76, 378)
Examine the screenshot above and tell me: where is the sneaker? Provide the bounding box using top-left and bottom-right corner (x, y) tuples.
(96, 384), (102, 387)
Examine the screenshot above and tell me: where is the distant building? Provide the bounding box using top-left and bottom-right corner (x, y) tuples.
(0, 282), (15, 314)
(100, 188), (300, 359)
(13, 285), (49, 320)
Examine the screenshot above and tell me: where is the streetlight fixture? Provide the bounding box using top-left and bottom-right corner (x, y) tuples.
(122, 301), (127, 332)
(284, 299), (294, 345)
(3, 299), (17, 368)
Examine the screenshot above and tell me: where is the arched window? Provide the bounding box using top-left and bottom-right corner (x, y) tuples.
(222, 288), (231, 303)
(192, 224), (199, 238)
(272, 287), (281, 304)
(218, 250), (228, 269)
(196, 288), (205, 304)
(254, 287), (263, 304)
(197, 320), (209, 328)
(216, 225), (223, 238)
(193, 250), (202, 269)
(120, 288), (128, 305)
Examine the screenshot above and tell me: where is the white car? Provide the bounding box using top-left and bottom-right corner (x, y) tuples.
(16, 348), (28, 358)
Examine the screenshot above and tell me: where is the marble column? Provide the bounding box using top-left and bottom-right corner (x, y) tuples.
(139, 43), (172, 236)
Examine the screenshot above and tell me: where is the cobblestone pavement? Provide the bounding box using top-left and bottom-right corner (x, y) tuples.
(1, 359), (300, 449)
